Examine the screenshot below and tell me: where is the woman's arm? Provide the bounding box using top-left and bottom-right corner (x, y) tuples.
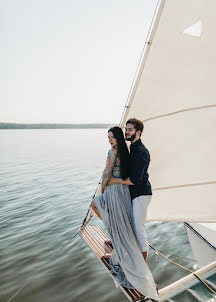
(101, 151), (114, 192)
(108, 176), (134, 186)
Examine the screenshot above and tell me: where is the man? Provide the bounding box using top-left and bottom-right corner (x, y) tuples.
(109, 118), (152, 262)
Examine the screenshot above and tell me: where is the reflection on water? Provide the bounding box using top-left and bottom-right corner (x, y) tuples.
(0, 130), (195, 302)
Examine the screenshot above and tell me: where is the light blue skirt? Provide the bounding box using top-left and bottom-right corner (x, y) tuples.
(94, 183), (159, 301)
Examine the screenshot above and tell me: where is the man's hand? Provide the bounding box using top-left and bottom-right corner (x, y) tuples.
(108, 176), (118, 185)
(109, 176), (134, 186)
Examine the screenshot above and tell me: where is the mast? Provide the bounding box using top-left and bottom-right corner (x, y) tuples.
(119, 0), (166, 128)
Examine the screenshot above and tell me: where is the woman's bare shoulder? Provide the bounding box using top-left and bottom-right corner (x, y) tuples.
(109, 148), (117, 156)
(108, 148), (116, 158)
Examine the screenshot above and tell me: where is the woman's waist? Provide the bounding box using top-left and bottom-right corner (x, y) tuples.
(112, 173), (121, 178)
(107, 183), (129, 189)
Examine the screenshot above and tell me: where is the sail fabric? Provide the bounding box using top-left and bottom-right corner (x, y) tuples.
(121, 0), (216, 222)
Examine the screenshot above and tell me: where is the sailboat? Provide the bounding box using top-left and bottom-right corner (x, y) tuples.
(79, 0), (216, 301)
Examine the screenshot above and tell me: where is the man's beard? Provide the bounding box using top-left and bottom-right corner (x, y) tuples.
(125, 132), (136, 142)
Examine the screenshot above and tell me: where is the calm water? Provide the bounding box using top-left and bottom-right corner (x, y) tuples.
(0, 129), (195, 302)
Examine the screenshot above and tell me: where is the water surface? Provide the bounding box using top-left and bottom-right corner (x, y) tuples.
(0, 129), (195, 302)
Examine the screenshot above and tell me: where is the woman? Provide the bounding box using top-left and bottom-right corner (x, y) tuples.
(91, 127), (158, 302)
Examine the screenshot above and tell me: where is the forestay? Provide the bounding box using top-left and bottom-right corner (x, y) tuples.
(120, 0), (216, 222)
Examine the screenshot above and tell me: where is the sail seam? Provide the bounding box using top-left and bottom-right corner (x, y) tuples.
(153, 181), (216, 191)
(143, 104), (216, 123)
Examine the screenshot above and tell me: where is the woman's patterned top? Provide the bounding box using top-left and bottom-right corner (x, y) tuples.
(102, 149), (120, 184)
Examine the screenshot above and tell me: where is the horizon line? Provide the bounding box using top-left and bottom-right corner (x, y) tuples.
(0, 122), (115, 125)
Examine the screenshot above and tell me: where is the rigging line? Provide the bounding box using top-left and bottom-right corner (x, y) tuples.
(153, 181), (216, 192)
(149, 245), (216, 296)
(8, 189), (97, 302)
(153, 249), (197, 263)
(7, 232), (79, 302)
(82, 178), (103, 226)
(142, 104), (216, 123)
(119, 0), (162, 127)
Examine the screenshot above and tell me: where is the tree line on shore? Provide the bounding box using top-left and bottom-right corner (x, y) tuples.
(0, 123), (113, 129)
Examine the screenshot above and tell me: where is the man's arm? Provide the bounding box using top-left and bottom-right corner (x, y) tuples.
(108, 148), (149, 186)
(129, 150), (148, 185)
(108, 175), (134, 186)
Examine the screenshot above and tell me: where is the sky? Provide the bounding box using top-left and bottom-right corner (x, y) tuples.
(1, 0), (158, 124)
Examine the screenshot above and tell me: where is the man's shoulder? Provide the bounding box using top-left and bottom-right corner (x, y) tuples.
(131, 141), (150, 160)
(141, 142), (150, 154)
(137, 140), (149, 153)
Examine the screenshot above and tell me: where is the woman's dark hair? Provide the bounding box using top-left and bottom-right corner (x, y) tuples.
(108, 126), (130, 180)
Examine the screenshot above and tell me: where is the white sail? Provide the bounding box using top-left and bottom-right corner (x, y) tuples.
(120, 0), (216, 222)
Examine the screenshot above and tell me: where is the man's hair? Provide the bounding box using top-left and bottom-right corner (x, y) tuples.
(126, 118), (144, 135)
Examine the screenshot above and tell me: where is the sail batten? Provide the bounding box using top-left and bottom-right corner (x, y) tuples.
(153, 181), (216, 191)
(120, 0), (216, 222)
(142, 104), (216, 123)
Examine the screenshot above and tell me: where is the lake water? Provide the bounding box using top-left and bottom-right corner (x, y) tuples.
(0, 129), (195, 302)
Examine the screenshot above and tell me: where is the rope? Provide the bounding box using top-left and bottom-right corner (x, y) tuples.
(7, 176), (99, 302)
(7, 196), (96, 302)
(82, 207), (91, 226)
(155, 249), (197, 263)
(82, 178), (103, 226)
(149, 245), (216, 296)
(82, 207), (93, 227)
(7, 232), (79, 302)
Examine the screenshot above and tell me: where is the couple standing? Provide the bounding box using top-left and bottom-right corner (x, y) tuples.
(91, 118), (159, 301)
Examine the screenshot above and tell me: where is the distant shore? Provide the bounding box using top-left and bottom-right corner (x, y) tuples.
(0, 123), (114, 129)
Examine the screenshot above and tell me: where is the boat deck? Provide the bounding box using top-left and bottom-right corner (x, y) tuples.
(79, 225), (216, 302)
(78, 225), (149, 302)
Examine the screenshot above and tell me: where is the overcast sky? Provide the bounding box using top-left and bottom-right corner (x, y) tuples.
(1, 0), (158, 124)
